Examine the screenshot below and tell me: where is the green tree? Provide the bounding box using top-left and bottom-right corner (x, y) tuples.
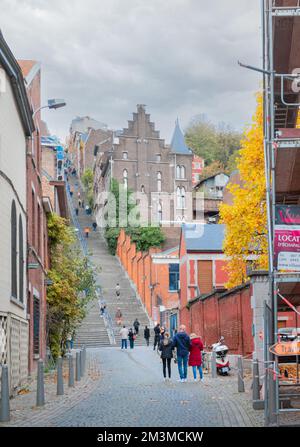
(104, 179), (165, 255)
(47, 213), (97, 359)
(81, 168), (94, 208)
(126, 227), (165, 252)
(185, 115), (242, 171)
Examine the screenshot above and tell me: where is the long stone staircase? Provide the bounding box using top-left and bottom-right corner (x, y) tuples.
(67, 173), (152, 348)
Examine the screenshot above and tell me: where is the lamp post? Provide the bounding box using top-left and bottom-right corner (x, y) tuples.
(30, 98), (66, 157)
(33, 98), (66, 118)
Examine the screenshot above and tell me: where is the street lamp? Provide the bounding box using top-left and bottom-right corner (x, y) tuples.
(33, 98), (66, 118)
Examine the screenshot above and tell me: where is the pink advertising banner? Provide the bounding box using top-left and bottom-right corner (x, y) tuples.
(274, 225), (300, 271)
(275, 205), (300, 271)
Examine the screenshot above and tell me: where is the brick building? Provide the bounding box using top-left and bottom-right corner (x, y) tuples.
(18, 59), (49, 373)
(116, 227), (181, 331)
(41, 135), (69, 219)
(94, 105), (194, 226)
(0, 33), (35, 390)
(67, 117), (110, 178)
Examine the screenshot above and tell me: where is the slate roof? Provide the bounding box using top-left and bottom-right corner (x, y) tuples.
(183, 223), (225, 252)
(170, 118), (192, 155)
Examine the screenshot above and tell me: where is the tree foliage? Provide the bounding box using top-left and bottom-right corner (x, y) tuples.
(185, 115), (241, 172)
(126, 227), (165, 252)
(104, 179), (165, 254)
(219, 94), (268, 288)
(81, 168), (94, 208)
(47, 213), (97, 359)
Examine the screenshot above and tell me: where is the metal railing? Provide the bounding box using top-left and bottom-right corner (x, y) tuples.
(65, 179), (88, 256)
(97, 289), (116, 345)
(65, 172), (116, 345)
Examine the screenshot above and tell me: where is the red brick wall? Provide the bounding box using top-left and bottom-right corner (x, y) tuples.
(116, 232), (179, 320)
(184, 286), (253, 355)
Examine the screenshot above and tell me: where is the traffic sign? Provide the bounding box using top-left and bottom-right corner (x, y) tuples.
(269, 341), (300, 356)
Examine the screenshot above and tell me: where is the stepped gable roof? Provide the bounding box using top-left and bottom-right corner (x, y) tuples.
(170, 118), (192, 155)
(183, 223), (225, 252)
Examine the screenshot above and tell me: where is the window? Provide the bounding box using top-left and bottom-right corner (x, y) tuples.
(37, 203), (41, 256)
(158, 201), (162, 223)
(32, 190), (35, 247)
(11, 200), (17, 299)
(176, 165), (186, 179)
(33, 296), (40, 355)
(181, 187), (186, 208)
(169, 264), (179, 291)
(19, 215), (24, 303)
(157, 172), (162, 192)
(180, 165), (186, 179)
(123, 152), (128, 159)
(156, 154), (161, 162)
(123, 169), (128, 188)
(176, 186), (186, 208)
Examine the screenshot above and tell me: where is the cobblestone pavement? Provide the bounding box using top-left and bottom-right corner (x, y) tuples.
(2, 346), (264, 427)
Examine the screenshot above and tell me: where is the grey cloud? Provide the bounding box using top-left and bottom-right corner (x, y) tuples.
(1, 0), (261, 142)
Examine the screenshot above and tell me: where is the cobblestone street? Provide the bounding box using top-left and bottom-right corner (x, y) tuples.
(2, 346), (263, 427)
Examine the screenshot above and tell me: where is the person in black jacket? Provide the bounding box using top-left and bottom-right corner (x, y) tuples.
(128, 328), (135, 349)
(159, 332), (174, 381)
(144, 326), (150, 346)
(153, 323), (161, 351)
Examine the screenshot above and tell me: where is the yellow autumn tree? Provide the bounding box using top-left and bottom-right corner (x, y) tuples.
(219, 93), (268, 288)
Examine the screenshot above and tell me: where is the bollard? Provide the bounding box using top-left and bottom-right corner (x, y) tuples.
(68, 354), (74, 387)
(252, 359), (264, 410)
(253, 359), (260, 400)
(76, 351), (81, 381)
(211, 351), (217, 378)
(237, 355), (245, 392)
(57, 357), (64, 396)
(80, 349), (84, 377)
(36, 359), (45, 407)
(0, 364), (10, 422)
(82, 345), (86, 375)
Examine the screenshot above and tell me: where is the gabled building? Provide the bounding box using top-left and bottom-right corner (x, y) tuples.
(179, 223), (228, 318)
(41, 135), (69, 219)
(0, 32), (35, 390)
(193, 172), (229, 222)
(94, 105), (194, 225)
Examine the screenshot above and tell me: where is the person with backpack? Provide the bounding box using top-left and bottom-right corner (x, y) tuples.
(133, 318), (140, 335)
(159, 332), (174, 381)
(172, 324), (191, 382)
(144, 325), (150, 346)
(128, 328), (136, 349)
(115, 283), (121, 299)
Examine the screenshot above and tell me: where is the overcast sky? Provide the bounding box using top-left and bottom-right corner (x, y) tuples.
(1, 0), (262, 142)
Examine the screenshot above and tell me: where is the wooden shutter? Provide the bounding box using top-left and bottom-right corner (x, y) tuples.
(197, 260), (213, 294)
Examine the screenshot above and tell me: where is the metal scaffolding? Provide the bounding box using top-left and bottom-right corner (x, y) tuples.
(262, 0), (300, 426)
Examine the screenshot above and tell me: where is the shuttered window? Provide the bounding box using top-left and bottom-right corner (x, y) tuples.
(19, 215), (24, 303)
(33, 297), (40, 355)
(197, 260), (213, 294)
(11, 200), (17, 299)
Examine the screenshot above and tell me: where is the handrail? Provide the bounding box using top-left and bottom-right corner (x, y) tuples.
(98, 290), (116, 345)
(65, 171), (116, 345)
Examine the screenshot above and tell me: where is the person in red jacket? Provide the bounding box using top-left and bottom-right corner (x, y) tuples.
(189, 333), (204, 382)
